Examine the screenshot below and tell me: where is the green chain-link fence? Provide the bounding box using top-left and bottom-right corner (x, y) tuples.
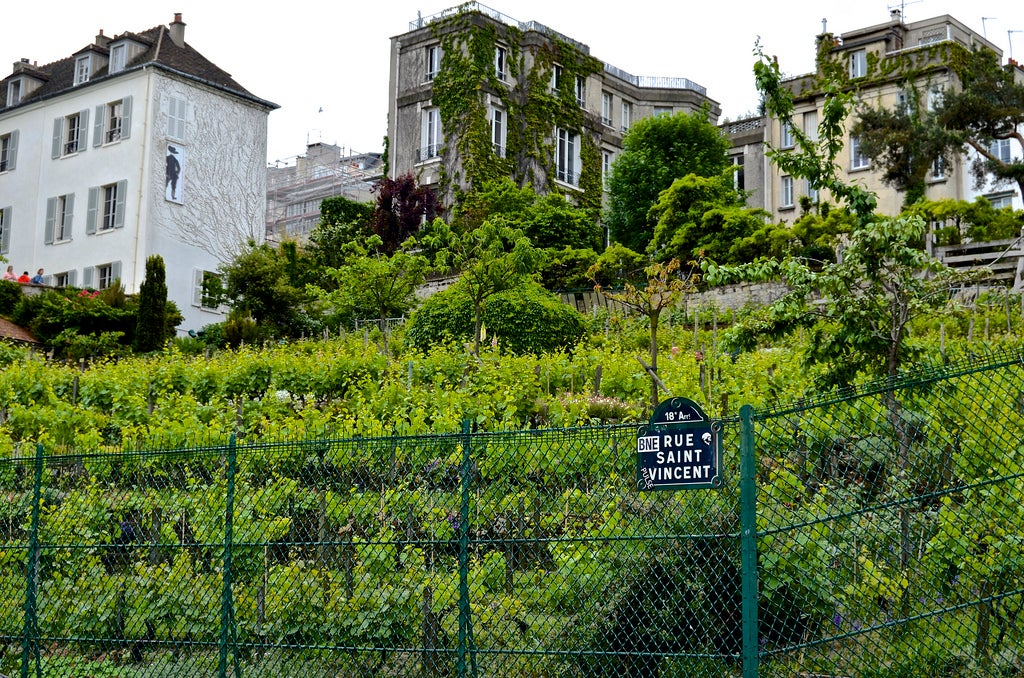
(1, 350), (1022, 677)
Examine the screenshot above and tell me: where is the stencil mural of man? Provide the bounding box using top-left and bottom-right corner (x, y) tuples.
(165, 145), (182, 202)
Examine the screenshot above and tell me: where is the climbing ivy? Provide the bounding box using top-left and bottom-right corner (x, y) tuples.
(428, 9), (603, 220)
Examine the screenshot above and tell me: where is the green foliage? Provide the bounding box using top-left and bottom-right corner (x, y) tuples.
(585, 243), (648, 287)
(0, 279), (22, 315)
(220, 242), (307, 339)
(406, 279), (585, 355)
(605, 110), (732, 252)
(133, 255), (169, 353)
(904, 197), (1024, 244)
(734, 204), (855, 264)
(11, 287), (137, 359)
(537, 247), (599, 290)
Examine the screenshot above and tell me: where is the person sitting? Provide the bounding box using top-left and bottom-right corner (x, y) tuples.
(17, 271), (30, 283)
(2, 265), (16, 281)
(30, 268), (45, 284)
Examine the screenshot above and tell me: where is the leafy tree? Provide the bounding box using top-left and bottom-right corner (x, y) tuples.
(604, 110), (731, 253)
(133, 255), (168, 352)
(423, 217), (540, 354)
(220, 242), (307, 338)
(537, 247), (599, 290)
(306, 197), (374, 275)
(596, 259), (695, 409)
(904, 197), (1024, 245)
(731, 203), (856, 264)
(372, 173), (442, 255)
(585, 243), (648, 288)
(648, 173), (768, 264)
(854, 47), (1024, 203)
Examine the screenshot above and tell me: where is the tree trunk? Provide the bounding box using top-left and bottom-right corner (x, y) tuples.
(649, 311), (660, 409)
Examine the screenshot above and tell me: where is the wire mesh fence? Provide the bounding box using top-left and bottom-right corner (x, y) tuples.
(0, 349), (1022, 677)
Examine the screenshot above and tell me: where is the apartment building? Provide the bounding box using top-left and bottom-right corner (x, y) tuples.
(387, 2), (720, 212)
(0, 14), (277, 333)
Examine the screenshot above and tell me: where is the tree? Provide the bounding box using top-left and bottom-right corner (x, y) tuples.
(307, 196), (374, 272)
(372, 173), (442, 255)
(220, 242), (307, 338)
(596, 259), (695, 410)
(604, 110), (731, 253)
(423, 217), (540, 355)
(854, 47), (1024, 203)
(133, 255), (169, 352)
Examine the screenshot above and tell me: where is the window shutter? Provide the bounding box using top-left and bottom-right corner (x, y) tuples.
(83, 266), (94, 288)
(121, 96), (132, 140)
(51, 118), (62, 158)
(0, 207), (10, 254)
(93, 105), (104, 147)
(111, 261), (122, 284)
(114, 180), (127, 228)
(45, 198), (56, 244)
(86, 187), (98, 234)
(68, 269), (77, 287)
(78, 109), (89, 152)
(6, 130), (16, 170)
(192, 269), (204, 307)
(64, 193), (75, 238)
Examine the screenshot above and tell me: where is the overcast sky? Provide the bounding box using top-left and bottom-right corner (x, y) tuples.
(4, 1), (1022, 164)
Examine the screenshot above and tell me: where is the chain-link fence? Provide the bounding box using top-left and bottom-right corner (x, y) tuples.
(1, 350), (1022, 677)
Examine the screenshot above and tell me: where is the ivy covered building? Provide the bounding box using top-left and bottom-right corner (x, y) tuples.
(386, 2), (719, 217)
(766, 10), (1015, 221)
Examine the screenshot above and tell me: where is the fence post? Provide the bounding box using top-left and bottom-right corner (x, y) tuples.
(21, 444), (44, 678)
(739, 406), (759, 678)
(218, 434), (239, 678)
(456, 421), (477, 678)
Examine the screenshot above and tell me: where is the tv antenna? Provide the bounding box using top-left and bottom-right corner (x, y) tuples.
(981, 17), (996, 39)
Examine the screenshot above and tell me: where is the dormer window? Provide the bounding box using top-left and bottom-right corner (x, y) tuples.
(74, 55), (92, 85)
(6, 80), (21, 106)
(109, 44), (127, 74)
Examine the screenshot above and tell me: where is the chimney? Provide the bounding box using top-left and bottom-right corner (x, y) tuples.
(890, 9), (901, 22)
(95, 29), (111, 48)
(169, 13), (186, 47)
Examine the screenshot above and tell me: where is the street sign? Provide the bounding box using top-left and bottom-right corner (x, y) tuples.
(637, 397), (722, 491)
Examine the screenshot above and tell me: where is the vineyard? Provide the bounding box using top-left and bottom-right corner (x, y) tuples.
(0, 304), (1022, 676)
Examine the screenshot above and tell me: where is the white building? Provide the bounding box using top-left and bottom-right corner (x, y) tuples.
(0, 14), (277, 333)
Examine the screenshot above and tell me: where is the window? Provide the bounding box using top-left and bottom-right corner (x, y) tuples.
(849, 49), (867, 78)
(0, 131), (17, 172)
(555, 127), (581, 187)
(495, 46), (507, 81)
(990, 138), (1012, 164)
(575, 76), (586, 107)
(6, 80), (20, 106)
(95, 97), (132, 145)
(602, 150), (613, 187)
(985, 193), (1014, 209)
(109, 44), (127, 74)
(490, 106), (506, 157)
(654, 106), (672, 117)
(732, 155), (745, 191)
(601, 92), (612, 126)
(0, 206), (10, 255)
(96, 263), (120, 290)
(53, 110), (89, 157)
(806, 179), (819, 203)
(928, 85), (944, 112)
(550, 64), (562, 91)
(426, 45), (441, 81)
(53, 271), (75, 287)
(931, 155), (946, 180)
(86, 180), (127, 233)
(194, 270), (223, 310)
(45, 194), (75, 243)
(167, 96), (187, 139)
(420, 107), (442, 161)
(74, 55), (92, 85)
(896, 89), (909, 111)
(803, 110), (818, 142)
(850, 135), (869, 170)
(621, 101), (632, 132)
(780, 176), (794, 208)
(780, 121), (794, 148)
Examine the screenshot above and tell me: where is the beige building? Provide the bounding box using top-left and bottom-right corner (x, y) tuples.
(387, 2), (719, 213)
(764, 10), (1008, 222)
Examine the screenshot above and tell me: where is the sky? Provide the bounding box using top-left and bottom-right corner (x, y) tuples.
(4, 0), (1022, 165)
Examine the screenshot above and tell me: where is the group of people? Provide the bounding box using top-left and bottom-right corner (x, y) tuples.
(3, 265), (44, 284)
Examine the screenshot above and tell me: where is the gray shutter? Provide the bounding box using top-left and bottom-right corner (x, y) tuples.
(192, 269), (204, 306)
(86, 187), (98, 234)
(93, 105), (104, 147)
(6, 130), (16, 170)
(45, 197), (56, 244)
(51, 118), (62, 158)
(63, 193), (75, 239)
(67, 269), (77, 287)
(114, 180), (127, 228)
(83, 266), (94, 288)
(121, 96), (132, 140)
(78, 109), (89, 152)
(111, 261), (122, 285)
(0, 207), (10, 254)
